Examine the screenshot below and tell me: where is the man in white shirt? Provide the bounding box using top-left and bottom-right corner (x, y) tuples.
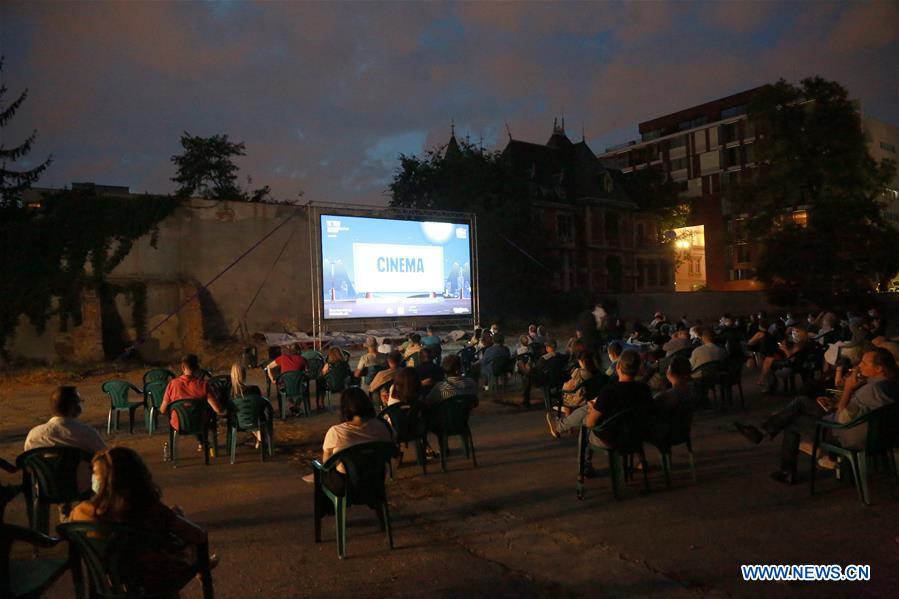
(24, 386), (106, 499)
(24, 386), (106, 454)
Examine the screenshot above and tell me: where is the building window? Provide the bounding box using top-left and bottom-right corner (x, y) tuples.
(678, 116), (708, 131)
(728, 268), (756, 281)
(721, 123), (739, 144)
(604, 212), (620, 246)
(669, 135), (686, 149)
(792, 209), (808, 227)
(647, 260), (658, 286)
(721, 105), (747, 119)
(557, 214), (574, 243)
(724, 146), (741, 168)
(670, 157), (688, 171)
(636, 259), (645, 289)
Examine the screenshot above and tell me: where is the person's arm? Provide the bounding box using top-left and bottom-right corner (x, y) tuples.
(322, 362), (331, 376)
(168, 509), (209, 546)
(837, 370), (865, 412)
(584, 400), (602, 428)
(206, 385), (226, 416)
(160, 380), (174, 414)
(266, 360), (279, 382)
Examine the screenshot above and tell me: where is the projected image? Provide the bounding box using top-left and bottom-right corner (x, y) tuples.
(320, 215), (473, 319)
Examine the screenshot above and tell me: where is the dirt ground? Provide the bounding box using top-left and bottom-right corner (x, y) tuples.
(1, 363), (897, 598)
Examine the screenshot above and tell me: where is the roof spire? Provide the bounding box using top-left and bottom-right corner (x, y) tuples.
(504, 120), (513, 141)
(450, 118), (455, 138)
(581, 125), (585, 143)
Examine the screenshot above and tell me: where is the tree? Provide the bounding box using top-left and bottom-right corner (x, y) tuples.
(0, 57), (52, 209)
(389, 139), (557, 318)
(615, 166), (689, 238)
(171, 132), (246, 199)
(725, 77), (899, 305)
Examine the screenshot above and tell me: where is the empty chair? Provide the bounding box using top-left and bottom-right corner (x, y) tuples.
(426, 395), (478, 472)
(101, 380), (145, 435)
(143, 380), (169, 436)
(1, 523), (70, 599)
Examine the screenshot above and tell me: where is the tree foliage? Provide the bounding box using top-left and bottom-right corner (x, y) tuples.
(0, 189), (180, 354)
(0, 57), (52, 209)
(171, 132), (246, 199)
(615, 166), (689, 238)
(725, 77), (899, 305)
(388, 139), (557, 318)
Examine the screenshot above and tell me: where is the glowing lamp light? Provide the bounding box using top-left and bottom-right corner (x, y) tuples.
(675, 240), (691, 249)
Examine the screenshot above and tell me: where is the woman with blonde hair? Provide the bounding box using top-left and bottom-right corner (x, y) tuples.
(229, 362), (266, 447)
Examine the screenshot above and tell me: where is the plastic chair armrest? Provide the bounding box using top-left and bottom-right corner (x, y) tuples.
(815, 417), (865, 430)
(11, 524), (62, 548)
(311, 459), (326, 472)
(0, 458), (17, 473)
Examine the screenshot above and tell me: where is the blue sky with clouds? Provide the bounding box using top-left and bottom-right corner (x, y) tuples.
(1, 1), (896, 205)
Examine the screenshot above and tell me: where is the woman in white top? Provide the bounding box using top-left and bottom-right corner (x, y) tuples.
(303, 387), (394, 493)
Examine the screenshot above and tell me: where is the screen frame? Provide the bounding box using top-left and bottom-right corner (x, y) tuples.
(313, 208), (478, 327)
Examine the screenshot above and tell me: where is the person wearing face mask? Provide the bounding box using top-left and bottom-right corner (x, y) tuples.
(24, 386), (107, 498)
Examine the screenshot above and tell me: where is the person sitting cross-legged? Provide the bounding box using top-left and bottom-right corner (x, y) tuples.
(734, 347), (899, 484)
(546, 349), (652, 439)
(520, 338), (566, 409)
(560, 350), (597, 413)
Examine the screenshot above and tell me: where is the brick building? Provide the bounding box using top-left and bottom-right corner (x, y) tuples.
(479, 120), (674, 293)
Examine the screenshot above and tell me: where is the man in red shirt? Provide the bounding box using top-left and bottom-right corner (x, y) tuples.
(266, 343), (308, 383)
(161, 354), (225, 433)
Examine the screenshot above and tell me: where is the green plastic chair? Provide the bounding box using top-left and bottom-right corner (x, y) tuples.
(486, 355), (510, 392)
(228, 395), (274, 464)
(810, 402), (899, 505)
(646, 401), (696, 487)
(276, 370), (310, 420)
(143, 381), (169, 436)
(57, 521), (214, 598)
(101, 380), (145, 435)
(1, 458), (21, 523)
(207, 375), (231, 403)
(167, 399), (218, 466)
(312, 441), (396, 559)
(378, 401), (427, 475)
(1, 523), (70, 599)
(690, 360), (729, 407)
(426, 394), (478, 472)
(141, 368), (175, 388)
(576, 407), (650, 501)
(322, 362), (351, 411)
(15, 447), (93, 535)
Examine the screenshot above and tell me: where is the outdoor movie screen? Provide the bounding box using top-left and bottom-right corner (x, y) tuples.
(320, 214), (473, 320)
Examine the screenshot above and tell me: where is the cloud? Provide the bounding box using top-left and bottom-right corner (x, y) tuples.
(1, 0), (895, 207)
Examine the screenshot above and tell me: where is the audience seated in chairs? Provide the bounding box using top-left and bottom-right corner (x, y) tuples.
(369, 351), (405, 408)
(319, 347), (351, 411)
(648, 356), (693, 434)
(69, 446), (215, 595)
(23, 386), (106, 507)
(689, 327), (729, 374)
(386, 368), (422, 407)
(302, 388), (394, 489)
(421, 326), (442, 350)
(425, 355), (479, 407)
(415, 347), (444, 398)
(662, 329), (692, 357)
(476, 332), (511, 389)
(402, 333), (423, 363)
(560, 351), (598, 414)
(519, 338), (566, 409)
(354, 337), (384, 389)
(546, 350), (652, 440)
(230, 362), (268, 449)
(758, 327), (811, 392)
(265, 343), (308, 386)
(161, 354), (226, 452)
(735, 347), (899, 484)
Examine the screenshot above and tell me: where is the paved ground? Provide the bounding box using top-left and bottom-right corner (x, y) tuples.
(2, 366), (897, 598)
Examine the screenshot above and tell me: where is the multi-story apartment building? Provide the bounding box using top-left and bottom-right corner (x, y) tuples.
(600, 88), (899, 293)
(599, 87), (766, 291)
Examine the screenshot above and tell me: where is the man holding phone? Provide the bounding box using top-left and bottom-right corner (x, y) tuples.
(735, 348), (899, 484)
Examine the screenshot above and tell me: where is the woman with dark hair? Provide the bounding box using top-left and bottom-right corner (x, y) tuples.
(387, 367), (422, 406)
(70, 447), (212, 592)
(302, 387), (394, 490)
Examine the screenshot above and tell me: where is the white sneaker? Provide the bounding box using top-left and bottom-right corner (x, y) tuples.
(302, 473), (315, 483)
